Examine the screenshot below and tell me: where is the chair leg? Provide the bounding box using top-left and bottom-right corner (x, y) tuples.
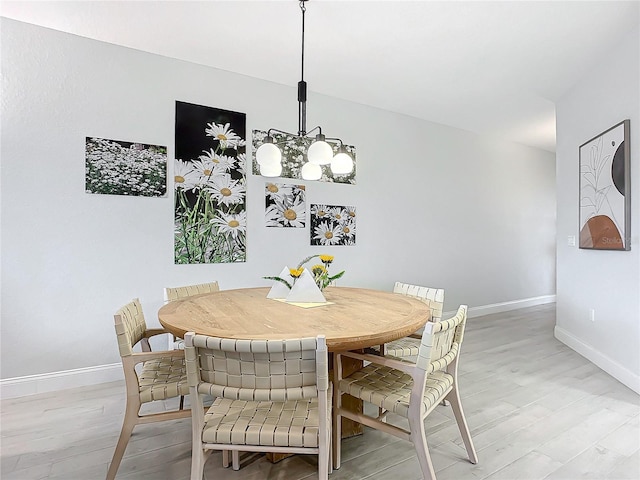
(447, 386), (478, 464)
(221, 450), (240, 469)
(408, 415), (436, 480)
(377, 344), (386, 420)
(318, 437), (329, 480)
(328, 429), (333, 475)
(106, 400), (139, 480)
(332, 400), (342, 469)
(191, 445), (208, 480)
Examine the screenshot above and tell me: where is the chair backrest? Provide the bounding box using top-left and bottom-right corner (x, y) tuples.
(416, 305), (467, 373)
(184, 334), (328, 402)
(164, 281), (220, 302)
(114, 299), (147, 357)
(393, 281), (445, 321)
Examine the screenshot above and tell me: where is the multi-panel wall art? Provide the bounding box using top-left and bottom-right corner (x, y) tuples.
(174, 101), (247, 263)
(252, 130), (356, 184)
(579, 119), (630, 250)
(85, 136), (167, 197)
(265, 182), (306, 228)
(310, 204), (356, 246)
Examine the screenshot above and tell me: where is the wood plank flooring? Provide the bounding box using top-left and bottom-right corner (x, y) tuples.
(2, 304), (639, 479)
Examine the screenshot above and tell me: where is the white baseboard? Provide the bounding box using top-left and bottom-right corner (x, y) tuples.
(1, 363), (123, 400)
(1, 295), (557, 401)
(442, 294), (557, 319)
(554, 326), (640, 395)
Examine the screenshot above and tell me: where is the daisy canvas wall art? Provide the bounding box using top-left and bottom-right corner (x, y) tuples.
(252, 130), (356, 185)
(310, 204), (356, 246)
(265, 183), (306, 228)
(85, 137), (167, 197)
(174, 101), (247, 264)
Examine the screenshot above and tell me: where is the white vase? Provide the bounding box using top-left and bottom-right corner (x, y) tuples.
(266, 266), (293, 299)
(286, 269), (326, 303)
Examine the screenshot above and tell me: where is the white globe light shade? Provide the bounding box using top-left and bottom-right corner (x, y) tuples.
(301, 162), (322, 181)
(331, 152), (353, 175)
(260, 161), (282, 178)
(256, 142), (282, 166)
(307, 140), (333, 165)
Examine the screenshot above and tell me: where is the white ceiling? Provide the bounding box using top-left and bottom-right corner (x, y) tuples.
(2, 1), (639, 153)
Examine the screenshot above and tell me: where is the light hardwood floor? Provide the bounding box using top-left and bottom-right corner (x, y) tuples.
(2, 304), (639, 479)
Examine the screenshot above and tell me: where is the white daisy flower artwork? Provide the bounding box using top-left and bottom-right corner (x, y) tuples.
(85, 137), (167, 197)
(206, 174), (246, 206)
(210, 211), (247, 240)
(198, 148), (236, 173)
(311, 204), (332, 221)
(310, 204), (356, 246)
(340, 220), (356, 240)
(264, 182), (306, 228)
(173, 159), (200, 191)
(205, 122), (244, 150)
(174, 101), (246, 264)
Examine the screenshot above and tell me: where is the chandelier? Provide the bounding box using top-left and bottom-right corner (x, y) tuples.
(255, 0), (353, 181)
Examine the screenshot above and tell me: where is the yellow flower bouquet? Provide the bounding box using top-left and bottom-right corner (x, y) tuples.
(263, 254), (345, 291)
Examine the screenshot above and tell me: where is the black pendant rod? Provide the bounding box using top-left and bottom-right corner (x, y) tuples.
(298, 0), (307, 136)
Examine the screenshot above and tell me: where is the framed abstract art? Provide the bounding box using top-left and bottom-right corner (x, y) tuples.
(579, 119), (630, 250)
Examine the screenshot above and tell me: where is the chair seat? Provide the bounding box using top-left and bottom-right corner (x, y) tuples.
(202, 396), (326, 448)
(139, 356), (190, 403)
(338, 364), (453, 418)
(384, 337), (420, 357)
(365, 337), (421, 357)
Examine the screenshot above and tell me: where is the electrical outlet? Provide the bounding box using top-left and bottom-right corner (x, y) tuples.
(590, 309), (595, 322)
(568, 235), (576, 247)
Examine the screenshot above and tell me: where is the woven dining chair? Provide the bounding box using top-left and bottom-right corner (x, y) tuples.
(184, 333), (332, 480)
(370, 282), (445, 358)
(333, 305), (477, 479)
(163, 281), (220, 351)
(107, 299), (190, 480)
(164, 280), (238, 468)
(164, 281), (220, 302)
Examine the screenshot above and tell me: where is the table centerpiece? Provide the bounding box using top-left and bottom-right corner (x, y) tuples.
(263, 254), (345, 304)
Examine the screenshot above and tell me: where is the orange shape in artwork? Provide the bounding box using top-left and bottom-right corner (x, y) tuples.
(579, 215), (623, 249)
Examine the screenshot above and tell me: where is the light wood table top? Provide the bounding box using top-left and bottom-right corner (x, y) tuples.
(158, 286), (431, 351)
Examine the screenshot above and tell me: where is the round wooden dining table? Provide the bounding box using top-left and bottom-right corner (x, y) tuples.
(158, 285), (431, 455)
(157, 286), (431, 351)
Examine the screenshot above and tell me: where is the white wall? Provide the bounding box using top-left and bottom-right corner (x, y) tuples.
(1, 19), (556, 384)
(555, 27), (640, 393)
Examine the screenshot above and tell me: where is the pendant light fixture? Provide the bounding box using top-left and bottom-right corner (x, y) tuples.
(256, 0), (353, 180)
